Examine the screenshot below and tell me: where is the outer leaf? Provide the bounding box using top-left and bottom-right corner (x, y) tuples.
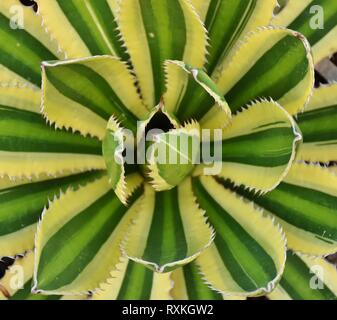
(37, 0), (126, 59)
(216, 27), (315, 116)
(91, 258), (172, 300)
(268, 251), (337, 300)
(118, 0), (207, 109)
(192, 176), (287, 297)
(231, 163), (337, 256)
(0, 86), (105, 178)
(124, 179), (214, 273)
(163, 60), (231, 129)
(33, 174), (143, 295)
(272, 0), (337, 63)
(0, 252), (84, 300)
(42, 56), (149, 139)
(0, 171), (104, 258)
(0, 1), (61, 87)
(195, 99), (301, 193)
(296, 84), (337, 163)
(170, 261), (245, 300)
(191, 0), (278, 73)
(179, 27), (314, 123)
(0, 85), (40, 113)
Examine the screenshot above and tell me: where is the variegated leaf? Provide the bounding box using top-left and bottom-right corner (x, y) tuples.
(191, 0), (278, 73)
(124, 179), (214, 273)
(216, 27), (315, 116)
(91, 258), (173, 300)
(268, 251), (337, 300)
(163, 60), (231, 129)
(194, 99), (301, 193)
(177, 27), (315, 124)
(0, 252), (84, 300)
(42, 56), (149, 139)
(296, 84), (337, 163)
(0, 0), (59, 87)
(0, 170), (104, 258)
(0, 86), (105, 178)
(171, 261), (245, 300)
(118, 0), (207, 109)
(36, 0), (126, 59)
(192, 176), (287, 296)
(230, 163), (337, 256)
(272, 0), (337, 63)
(33, 174), (143, 294)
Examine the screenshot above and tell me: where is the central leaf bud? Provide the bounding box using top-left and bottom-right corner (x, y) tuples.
(146, 122), (200, 191)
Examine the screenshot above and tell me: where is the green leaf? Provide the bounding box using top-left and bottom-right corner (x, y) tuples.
(171, 261), (224, 300)
(192, 0), (278, 74)
(124, 180), (214, 273)
(176, 27), (314, 123)
(217, 27), (315, 116)
(268, 251), (337, 300)
(118, 0), (207, 108)
(192, 176), (286, 296)
(0, 1), (60, 87)
(273, 0), (337, 63)
(0, 86), (105, 178)
(296, 84), (337, 163)
(0, 171), (104, 258)
(37, 0), (126, 59)
(0, 252), (85, 300)
(229, 162), (337, 256)
(42, 56), (149, 139)
(171, 262), (247, 300)
(92, 258), (173, 300)
(164, 60), (231, 129)
(195, 99), (301, 193)
(34, 174), (144, 294)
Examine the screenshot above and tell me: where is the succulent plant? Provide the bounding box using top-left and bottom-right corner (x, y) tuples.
(1, 0), (337, 300)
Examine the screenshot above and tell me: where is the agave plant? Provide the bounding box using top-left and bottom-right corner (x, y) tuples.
(1, 0), (337, 301)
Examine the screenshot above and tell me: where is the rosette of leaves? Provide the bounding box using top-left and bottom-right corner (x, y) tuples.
(1, 0), (337, 300)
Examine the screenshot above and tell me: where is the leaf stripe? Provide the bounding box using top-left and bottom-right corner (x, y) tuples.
(36, 186), (143, 291)
(55, 0), (126, 58)
(237, 182), (337, 243)
(215, 127), (295, 167)
(205, 0), (257, 73)
(297, 104), (337, 142)
(279, 252), (336, 300)
(225, 35), (309, 113)
(142, 188), (188, 267)
(125, 180), (213, 272)
(225, 163), (337, 255)
(0, 106), (101, 154)
(288, 0), (337, 47)
(175, 78), (212, 121)
(117, 261), (153, 300)
(192, 178), (277, 291)
(0, 171), (104, 237)
(178, 32), (311, 121)
(139, 0), (186, 104)
(0, 13), (56, 86)
(118, 0), (207, 109)
(182, 263), (223, 300)
(44, 63), (138, 131)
